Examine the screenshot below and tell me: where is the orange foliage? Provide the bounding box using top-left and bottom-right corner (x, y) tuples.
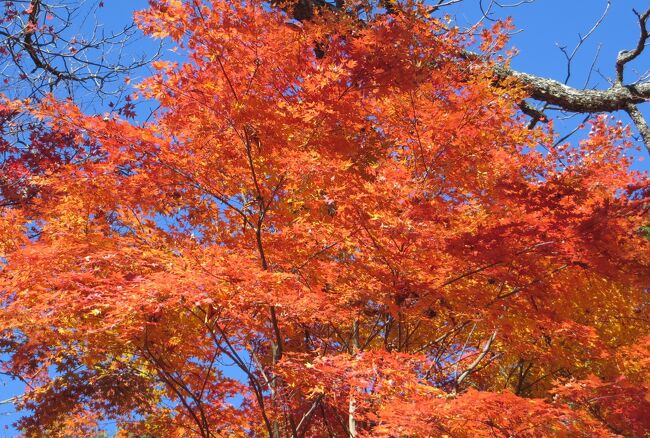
(0, 0), (648, 436)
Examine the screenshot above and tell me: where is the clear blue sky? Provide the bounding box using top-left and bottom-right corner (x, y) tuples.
(1, 0), (648, 435)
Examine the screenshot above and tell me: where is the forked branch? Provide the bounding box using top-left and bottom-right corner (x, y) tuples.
(456, 330), (498, 388)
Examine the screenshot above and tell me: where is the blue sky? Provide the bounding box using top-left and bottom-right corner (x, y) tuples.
(1, 0), (649, 435)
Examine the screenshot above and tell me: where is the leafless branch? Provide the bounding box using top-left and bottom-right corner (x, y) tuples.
(557, 0), (610, 85)
(625, 103), (650, 147)
(615, 7), (650, 84)
(429, 0), (464, 13)
(442, 3), (649, 152)
(494, 66), (650, 114)
(0, 0), (160, 101)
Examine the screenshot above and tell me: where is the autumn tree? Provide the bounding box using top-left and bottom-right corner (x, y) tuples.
(0, 0), (158, 214)
(1, 0), (649, 436)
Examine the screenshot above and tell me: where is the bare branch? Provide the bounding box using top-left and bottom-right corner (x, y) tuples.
(23, 0), (79, 82)
(491, 64), (650, 153)
(494, 65), (650, 114)
(615, 7), (650, 84)
(458, 5), (650, 152)
(557, 0), (610, 85)
(625, 103), (650, 153)
(519, 100), (548, 128)
(429, 0), (464, 13)
(1, 0), (161, 100)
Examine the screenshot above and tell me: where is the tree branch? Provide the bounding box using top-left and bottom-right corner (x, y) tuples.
(455, 330), (497, 388)
(625, 103), (650, 148)
(491, 7), (650, 153)
(23, 0), (80, 82)
(492, 65), (650, 153)
(615, 7), (650, 84)
(495, 66), (650, 113)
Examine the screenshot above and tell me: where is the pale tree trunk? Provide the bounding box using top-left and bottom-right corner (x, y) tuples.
(349, 319), (360, 438)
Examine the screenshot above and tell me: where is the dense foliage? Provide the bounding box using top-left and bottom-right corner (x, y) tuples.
(1, 0), (648, 436)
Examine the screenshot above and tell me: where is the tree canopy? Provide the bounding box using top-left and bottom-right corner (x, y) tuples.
(0, 0), (649, 436)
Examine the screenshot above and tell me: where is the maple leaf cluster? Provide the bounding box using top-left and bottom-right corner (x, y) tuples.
(0, 0), (648, 436)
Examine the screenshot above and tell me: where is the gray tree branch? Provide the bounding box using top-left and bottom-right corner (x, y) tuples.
(492, 6), (650, 153)
(495, 66), (650, 114)
(615, 7), (650, 84)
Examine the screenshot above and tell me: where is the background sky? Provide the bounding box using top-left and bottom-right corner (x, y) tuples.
(1, 0), (649, 435)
